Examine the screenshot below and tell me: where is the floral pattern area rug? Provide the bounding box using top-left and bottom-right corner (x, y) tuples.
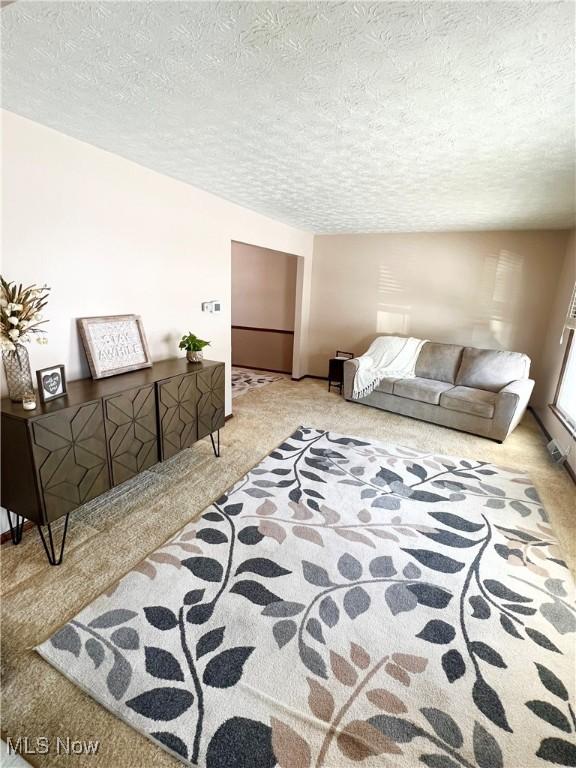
(231, 367), (284, 399)
(37, 428), (576, 768)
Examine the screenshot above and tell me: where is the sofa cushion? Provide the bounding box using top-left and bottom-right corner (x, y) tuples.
(416, 342), (464, 384)
(393, 377), (454, 405)
(374, 377), (400, 394)
(440, 386), (497, 419)
(456, 347), (530, 392)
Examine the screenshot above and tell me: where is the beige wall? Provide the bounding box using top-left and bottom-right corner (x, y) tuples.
(231, 328), (294, 373)
(0, 110), (314, 414)
(231, 242), (297, 330)
(534, 230), (576, 473)
(308, 231), (571, 404)
(231, 241), (298, 372)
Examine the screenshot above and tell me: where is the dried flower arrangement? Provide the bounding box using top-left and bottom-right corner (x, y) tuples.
(0, 276), (50, 351)
(1, 277), (51, 401)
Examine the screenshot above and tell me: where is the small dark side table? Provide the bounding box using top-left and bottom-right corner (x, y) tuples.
(328, 351), (354, 394)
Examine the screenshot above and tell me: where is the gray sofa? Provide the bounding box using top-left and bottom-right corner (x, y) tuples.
(343, 341), (534, 442)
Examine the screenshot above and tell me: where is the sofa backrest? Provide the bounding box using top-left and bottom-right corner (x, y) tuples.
(415, 342), (464, 384)
(455, 347), (531, 392)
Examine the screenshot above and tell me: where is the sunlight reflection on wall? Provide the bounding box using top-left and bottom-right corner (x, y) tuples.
(374, 252), (525, 346)
(376, 263), (411, 335)
(473, 250), (524, 348)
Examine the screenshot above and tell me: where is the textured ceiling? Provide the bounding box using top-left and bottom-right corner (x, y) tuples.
(2, 1), (575, 233)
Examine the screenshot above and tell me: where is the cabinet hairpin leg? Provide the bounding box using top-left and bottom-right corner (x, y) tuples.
(37, 514), (70, 566)
(6, 510), (25, 545)
(210, 429), (220, 458)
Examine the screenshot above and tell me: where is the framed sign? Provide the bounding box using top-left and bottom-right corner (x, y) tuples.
(77, 315), (152, 379)
(36, 364), (67, 403)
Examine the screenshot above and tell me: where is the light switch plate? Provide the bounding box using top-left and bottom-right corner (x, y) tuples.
(202, 301), (221, 313)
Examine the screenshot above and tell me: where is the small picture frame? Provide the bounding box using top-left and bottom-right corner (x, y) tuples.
(36, 364), (67, 403)
(77, 314), (152, 379)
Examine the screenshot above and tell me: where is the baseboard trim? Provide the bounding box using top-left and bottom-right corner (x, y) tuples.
(291, 374), (329, 382)
(0, 520), (34, 545)
(225, 414), (234, 422)
(528, 406), (575, 484)
(233, 364), (291, 375)
(232, 325), (294, 336)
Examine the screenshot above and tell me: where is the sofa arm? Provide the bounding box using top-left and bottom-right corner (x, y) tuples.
(343, 358), (360, 400)
(493, 379), (535, 440)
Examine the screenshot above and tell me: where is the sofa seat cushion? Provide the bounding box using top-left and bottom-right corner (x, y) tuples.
(415, 342), (464, 384)
(440, 386), (497, 419)
(393, 377), (454, 405)
(374, 377), (400, 394)
(456, 347), (530, 392)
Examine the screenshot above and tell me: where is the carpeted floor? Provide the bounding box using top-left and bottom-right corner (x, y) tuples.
(1, 377), (575, 768)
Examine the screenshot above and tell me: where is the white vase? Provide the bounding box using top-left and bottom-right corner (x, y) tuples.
(186, 350), (203, 363)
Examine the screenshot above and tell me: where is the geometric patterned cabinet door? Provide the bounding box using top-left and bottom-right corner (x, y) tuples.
(1, 358), (225, 564)
(197, 364), (225, 440)
(157, 373), (200, 460)
(30, 401), (110, 522)
(104, 384), (158, 487)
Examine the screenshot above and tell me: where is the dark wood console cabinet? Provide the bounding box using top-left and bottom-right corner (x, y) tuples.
(1, 358), (225, 564)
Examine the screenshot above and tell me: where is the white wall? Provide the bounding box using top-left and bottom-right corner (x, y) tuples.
(1, 110), (314, 413)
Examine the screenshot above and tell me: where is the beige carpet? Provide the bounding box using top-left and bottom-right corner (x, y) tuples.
(1, 378), (574, 768)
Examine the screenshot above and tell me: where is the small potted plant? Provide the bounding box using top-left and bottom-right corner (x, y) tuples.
(179, 332), (210, 363)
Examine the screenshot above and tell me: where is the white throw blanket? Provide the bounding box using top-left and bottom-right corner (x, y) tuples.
(352, 336), (428, 399)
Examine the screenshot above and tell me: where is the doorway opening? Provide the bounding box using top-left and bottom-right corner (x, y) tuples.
(231, 241), (299, 398)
